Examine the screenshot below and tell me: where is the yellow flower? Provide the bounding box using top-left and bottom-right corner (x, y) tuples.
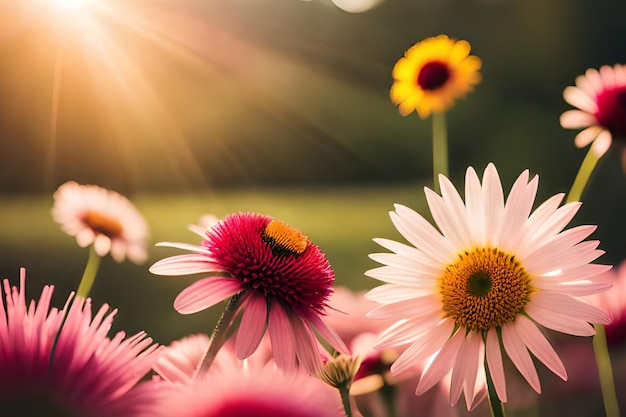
(390, 34), (482, 118)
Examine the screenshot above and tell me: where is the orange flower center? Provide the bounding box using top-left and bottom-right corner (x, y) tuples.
(262, 219), (308, 256)
(82, 211), (123, 238)
(416, 61), (450, 91)
(438, 247), (533, 331)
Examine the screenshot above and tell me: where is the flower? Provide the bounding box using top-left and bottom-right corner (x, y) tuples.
(149, 212), (348, 373)
(151, 360), (346, 417)
(51, 181), (149, 264)
(365, 163), (611, 407)
(560, 64), (626, 163)
(390, 34), (482, 118)
(585, 260), (626, 347)
(0, 268), (162, 417)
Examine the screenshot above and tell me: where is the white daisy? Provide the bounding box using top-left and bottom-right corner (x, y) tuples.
(365, 163), (611, 407)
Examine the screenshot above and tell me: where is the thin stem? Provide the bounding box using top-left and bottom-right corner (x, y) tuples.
(593, 324), (621, 417)
(195, 293), (243, 376)
(565, 147), (601, 204)
(76, 245), (102, 298)
(432, 111), (449, 193)
(338, 386), (353, 417)
(485, 357), (506, 417)
(379, 380), (397, 417)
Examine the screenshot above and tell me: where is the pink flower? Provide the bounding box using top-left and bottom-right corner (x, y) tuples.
(52, 181), (149, 263)
(150, 212), (348, 373)
(560, 64), (626, 166)
(0, 269), (162, 416)
(366, 163), (611, 407)
(151, 361), (346, 417)
(586, 260), (626, 347)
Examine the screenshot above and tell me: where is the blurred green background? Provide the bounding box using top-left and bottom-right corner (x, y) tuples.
(0, 1), (626, 414)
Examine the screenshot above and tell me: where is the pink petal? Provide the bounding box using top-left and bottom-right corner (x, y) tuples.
(450, 331), (481, 406)
(526, 304), (596, 336)
(173, 277), (242, 314)
(149, 254), (223, 276)
(464, 166), (486, 243)
(391, 205), (455, 263)
(486, 328), (507, 402)
(591, 129), (612, 157)
(292, 316), (323, 373)
(416, 327), (464, 395)
(499, 170), (537, 250)
(560, 110), (597, 129)
(235, 294), (268, 359)
(268, 303), (296, 370)
(574, 126), (602, 148)
(391, 319), (454, 376)
(306, 312), (349, 354)
(501, 323), (541, 393)
(531, 291), (610, 324)
(373, 315), (440, 350)
(514, 315), (567, 381)
(562, 86), (598, 113)
(367, 294), (441, 320)
(425, 184), (470, 250)
(155, 241), (211, 254)
(481, 163), (505, 245)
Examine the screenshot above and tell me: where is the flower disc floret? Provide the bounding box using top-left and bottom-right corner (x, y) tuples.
(440, 247), (533, 331)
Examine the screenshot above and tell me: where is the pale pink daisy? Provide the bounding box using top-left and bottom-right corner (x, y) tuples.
(150, 360), (346, 417)
(365, 163), (611, 406)
(52, 181), (149, 264)
(149, 212), (348, 373)
(560, 64), (626, 166)
(0, 269), (162, 416)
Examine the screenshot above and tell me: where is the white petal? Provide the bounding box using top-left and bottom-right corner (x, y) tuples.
(416, 326), (464, 395)
(591, 129), (613, 157)
(563, 86), (598, 113)
(450, 331), (482, 406)
(574, 126), (602, 148)
(390, 319), (454, 375)
(481, 163), (505, 246)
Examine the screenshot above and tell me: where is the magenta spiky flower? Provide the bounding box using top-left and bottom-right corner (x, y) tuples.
(150, 212), (348, 373)
(0, 269), (162, 416)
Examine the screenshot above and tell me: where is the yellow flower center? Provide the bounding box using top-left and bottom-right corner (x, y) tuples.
(82, 211), (123, 238)
(262, 219), (308, 256)
(438, 247), (533, 331)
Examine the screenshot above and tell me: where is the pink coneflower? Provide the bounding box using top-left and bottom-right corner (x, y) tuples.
(0, 269), (162, 416)
(151, 361), (346, 417)
(149, 212), (348, 373)
(365, 163), (611, 407)
(52, 181), (149, 264)
(560, 64), (626, 166)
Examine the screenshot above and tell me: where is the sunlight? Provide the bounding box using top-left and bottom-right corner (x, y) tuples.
(51, 0), (90, 10)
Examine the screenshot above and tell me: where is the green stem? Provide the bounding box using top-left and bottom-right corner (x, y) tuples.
(485, 357), (506, 417)
(593, 324), (621, 417)
(432, 111), (449, 193)
(76, 245), (102, 298)
(565, 147), (601, 204)
(379, 380), (397, 417)
(195, 293), (243, 376)
(338, 386), (353, 417)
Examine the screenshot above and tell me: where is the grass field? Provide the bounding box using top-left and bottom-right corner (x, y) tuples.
(0, 182), (429, 344)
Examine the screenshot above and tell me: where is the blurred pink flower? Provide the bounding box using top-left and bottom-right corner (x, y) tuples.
(52, 181), (149, 264)
(586, 260), (626, 346)
(560, 64), (626, 166)
(0, 269), (162, 416)
(150, 212), (348, 373)
(366, 163), (611, 407)
(152, 333), (273, 384)
(151, 359), (346, 417)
